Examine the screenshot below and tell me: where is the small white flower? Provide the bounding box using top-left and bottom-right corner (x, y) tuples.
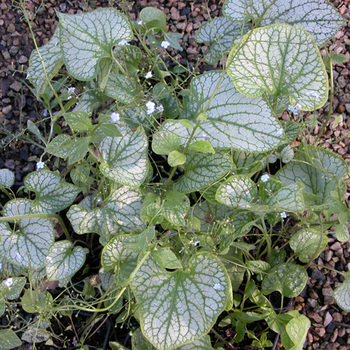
(145, 71), (153, 79)
(280, 212), (287, 219)
(157, 104), (164, 112)
(213, 283), (223, 290)
(72, 339), (78, 347)
(146, 101), (156, 115)
(4, 278), (13, 287)
(161, 40), (170, 49)
(110, 112), (120, 123)
(118, 39), (130, 46)
(0, 262), (2, 270)
(54, 41), (59, 47)
(261, 174), (270, 182)
(26, 73), (30, 79)
(43, 109), (48, 117)
(67, 87), (75, 94)
(36, 161), (45, 170)
(137, 20), (143, 25)
(189, 240), (200, 247)
(46, 257), (53, 264)
(288, 105), (298, 115)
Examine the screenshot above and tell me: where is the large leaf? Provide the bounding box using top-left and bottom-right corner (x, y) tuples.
(290, 228), (328, 263)
(227, 24), (328, 111)
(275, 144), (348, 209)
(0, 329), (22, 350)
(333, 271), (350, 312)
(223, 0), (344, 46)
(99, 126), (148, 187)
(131, 252), (230, 350)
(174, 152), (232, 193)
(46, 240), (86, 282)
(67, 186), (145, 245)
(24, 170), (80, 213)
(58, 8), (133, 81)
(27, 28), (63, 94)
(0, 199), (55, 268)
(0, 169), (15, 187)
(179, 71), (283, 152)
(261, 263), (308, 298)
(196, 17), (246, 64)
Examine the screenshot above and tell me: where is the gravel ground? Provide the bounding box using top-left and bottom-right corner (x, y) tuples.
(1, 0), (350, 349)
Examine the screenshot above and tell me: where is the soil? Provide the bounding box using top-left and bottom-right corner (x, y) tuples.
(1, 0), (350, 349)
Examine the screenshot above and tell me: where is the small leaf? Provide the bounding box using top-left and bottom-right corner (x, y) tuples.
(58, 8), (133, 80)
(333, 272), (350, 312)
(21, 289), (53, 314)
(64, 111), (93, 132)
(140, 7), (166, 32)
(25, 170), (80, 213)
(262, 263), (308, 298)
(227, 24), (328, 111)
(281, 315), (311, 350)
(98, 123), (123, 137)
(131, 252), (230, 350)
(151, 248), (182, 270)
(105, 70), (139, 103)
(46, 241), (86, 282)
(46, 134), (72, 158)
(188, 140), (215, 154)
(334, 224), (350, 242)
(175, 152), (232, 193)
(67, 187), (145, 245)
(290, 228), (328, 262)
(0, 169), (15, 187)
(0, 329), (22, 350)
(27, 120), (47, 145)
(168, 151), (186, 167)
(99, 126), (149, 187)
(330, 54), (347, 64)
(21, 319), (50, 343)
(196, 17), (246, 64)
(1, 277), (26, 300)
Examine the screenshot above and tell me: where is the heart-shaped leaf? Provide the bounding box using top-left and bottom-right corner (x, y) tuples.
(27, 28), (63, 94)
(131, 252), (230, 350)
(99, 126), (149, 187)
(196, 17), (246, 64)
(105, 70), (139, 103)
(101, 234), (139, 282)
(0, 169), (15, 188)
(24, 170), (80, 213)
(64, 111), (93, 132)
(174, 152), (232, 193)
(177, 71), (283, 152)
(276, 144), (348, 209)
(67, 186), (145, 245)
(1, 277), (26, 300)
(262, 263), (308, 298)
(58, 8), (133, 80)
(223, 0), (344, 46)
(227, 24), (328, 112)
(46, 240), (86, 282)
(333, 272), (350, 312)
(290, 228), (328, 263)
(0, 199), (55, 268)
(0, 329), (22, 350)
(281, 315), (311, 350)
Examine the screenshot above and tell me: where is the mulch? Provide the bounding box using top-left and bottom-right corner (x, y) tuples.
(0, 0), (350, 349)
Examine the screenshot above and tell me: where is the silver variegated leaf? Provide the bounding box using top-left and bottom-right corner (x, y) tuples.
(46, 240), (86, 282)
(99, 126), (149, 187)
(1, 277), (26, 300)
(290, 228), (328, 263)
(181, 71), (284, 152)
(105, 70), (139, 103)
(0, 199), (55, 268)
(227, 24), (328, 111)
(0, 169), (15, 187)
(275, 144), (348, 209)
(27, 28), (63, 94)
(174, 152), (232, 193)
(67, 186), (145, 245)
(24, 170), (80, 213)
(196, 17), (246, 64)
(223, 0), (344, 46)
(131, 252), (230, 350)
(58, 8), (133, 81)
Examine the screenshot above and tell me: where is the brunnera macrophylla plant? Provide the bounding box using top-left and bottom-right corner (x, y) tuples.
(0, 1), (349, 349)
